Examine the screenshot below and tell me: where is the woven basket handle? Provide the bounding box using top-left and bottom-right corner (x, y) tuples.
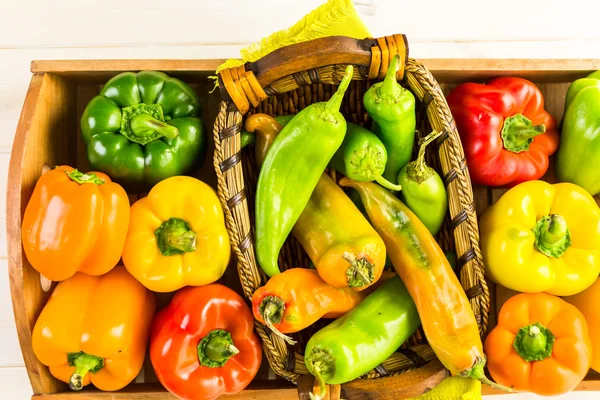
(218, 34), (408, 114)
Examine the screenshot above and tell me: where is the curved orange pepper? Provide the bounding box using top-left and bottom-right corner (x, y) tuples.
(484, 292), (592, 396)
(21, 165), (129, 281)
(32, 266), (156, 391)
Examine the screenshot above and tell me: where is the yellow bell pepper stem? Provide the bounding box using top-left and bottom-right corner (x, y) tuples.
(533, 214), (572, 258)
(155, 217), (197, 256)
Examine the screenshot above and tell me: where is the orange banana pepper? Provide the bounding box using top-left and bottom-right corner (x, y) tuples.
(21, 165), (129, 281)
(252, 268), (394, 344)
(32, 266), (156, 391)
(485, 292), (592, 396)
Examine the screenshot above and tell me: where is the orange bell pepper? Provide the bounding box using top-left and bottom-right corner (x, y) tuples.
(484, 292), (592, 396)
(21, 165), (129, 281)
(32, 266), (156, 391)
(565, 277), (600, 373)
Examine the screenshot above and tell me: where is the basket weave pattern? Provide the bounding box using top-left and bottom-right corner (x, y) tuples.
(213, 35), (490, 383)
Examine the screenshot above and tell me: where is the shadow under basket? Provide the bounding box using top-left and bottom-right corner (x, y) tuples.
(213, 34), (490, 396)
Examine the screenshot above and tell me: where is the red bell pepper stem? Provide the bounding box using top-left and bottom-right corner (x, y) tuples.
(501, 113), (546, 153)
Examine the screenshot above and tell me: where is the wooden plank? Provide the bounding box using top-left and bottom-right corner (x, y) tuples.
(31, 382), (297, 400)
(7, 72), (76, 395)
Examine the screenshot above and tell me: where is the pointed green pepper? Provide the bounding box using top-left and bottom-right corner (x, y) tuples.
(364, 55), (416, 184)
(255, 65), (354, 277)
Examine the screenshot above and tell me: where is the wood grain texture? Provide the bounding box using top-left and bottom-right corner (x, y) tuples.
(7, 72), (77, 395)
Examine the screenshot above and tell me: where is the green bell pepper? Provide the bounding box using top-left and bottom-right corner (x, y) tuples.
(556, 71), (600, 196)
(81, 71), (206, 189)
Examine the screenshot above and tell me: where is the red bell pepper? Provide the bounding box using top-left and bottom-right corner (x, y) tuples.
(446, 77), (559, 187)
(150, 284), (262, 400)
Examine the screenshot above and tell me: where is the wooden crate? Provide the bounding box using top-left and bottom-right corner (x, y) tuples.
(7, 59), (600, 399)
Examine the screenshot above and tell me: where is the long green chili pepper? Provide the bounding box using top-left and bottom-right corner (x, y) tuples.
(364, 54), (416, 183)
(304, 275), (420, 400)
(255, 66), (354, 277)
(397, 130), (448, 235)
(328, 123), (402, 191)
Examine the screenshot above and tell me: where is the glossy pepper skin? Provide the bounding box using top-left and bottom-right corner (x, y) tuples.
(32, 266), (156, 391)
(304, 275), (420, 395)
(557, 71), (600, 196)
(364, 55), (416, 183)
(397, 131), (448, 235)
(447, 77), (558, 187)
(150, 284), (261, 400)
(480, 180), (600, 296)
(246, 114), (386, 290)
(485, 293), (592, 396)
(340, 179), (507, 390)
(122, 176), (231, 292)
(252, 268), (381, 345)
(81, 71), (206, 190)
(21, 165), (129, 281)
(328, 122), (402, 191)
(255, 66), (353, 277)
(565, 277), (600, 372)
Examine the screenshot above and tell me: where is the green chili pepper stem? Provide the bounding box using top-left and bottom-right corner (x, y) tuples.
(465, 359), (513, 392)
(66, 169), (105, 185)
(310, 364), (327, 400)
(67, 351), (104, 391)
(373, 174), (402, 191)
(260, 297), (297, 345)
(197, 329), (239, 368)
(130, 113), (179, 139)
(154, 218), (197, 256)
(324, 65), (354, 116)
(501, 113), (546, 153)
(342, 252), (375, 288)
(513, 323), (555, 362)
(533, 214), (572, 258)
(403, 130), (442, 184)
(379, 55), (402, 100)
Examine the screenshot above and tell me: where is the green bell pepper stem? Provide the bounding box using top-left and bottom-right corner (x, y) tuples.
(67, 351), (104, 391)
(513, 323), (555, 362)
(501, 114), (546, 153)
(258, 296), (297, 345)
(154, 217), (197, 256)
(409, 130), (441, 183)
(66, 169), (105, 185)
(197, 329), (239, 368)
(130, 113), (179, 140)
(533, 214), (571, 258)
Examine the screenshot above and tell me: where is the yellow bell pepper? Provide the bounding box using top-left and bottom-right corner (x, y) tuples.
(480, 180), (600, 296)
(32, 266), (156, 391)
(122, 176), (231, 292)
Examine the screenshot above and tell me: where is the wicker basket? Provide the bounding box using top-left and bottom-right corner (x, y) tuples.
(213, 34), (490, 395)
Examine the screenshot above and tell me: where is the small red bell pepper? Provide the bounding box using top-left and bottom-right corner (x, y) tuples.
(446, 77), (559, 187)
(150, 284), (262, 400)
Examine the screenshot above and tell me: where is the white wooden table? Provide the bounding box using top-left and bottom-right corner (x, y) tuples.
(2, 0), (600, 398)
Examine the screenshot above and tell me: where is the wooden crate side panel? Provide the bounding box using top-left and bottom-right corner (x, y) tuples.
(8, 72), (78, 395)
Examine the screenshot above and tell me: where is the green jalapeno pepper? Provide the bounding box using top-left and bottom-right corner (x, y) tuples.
(364, 55), (416, 184)
(397, 130), (448, 235)
(255, 66), (354, 277)
(81, 71), (206, 190)
(304, 275), (420, 398)
(329, 123), (402, 191)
